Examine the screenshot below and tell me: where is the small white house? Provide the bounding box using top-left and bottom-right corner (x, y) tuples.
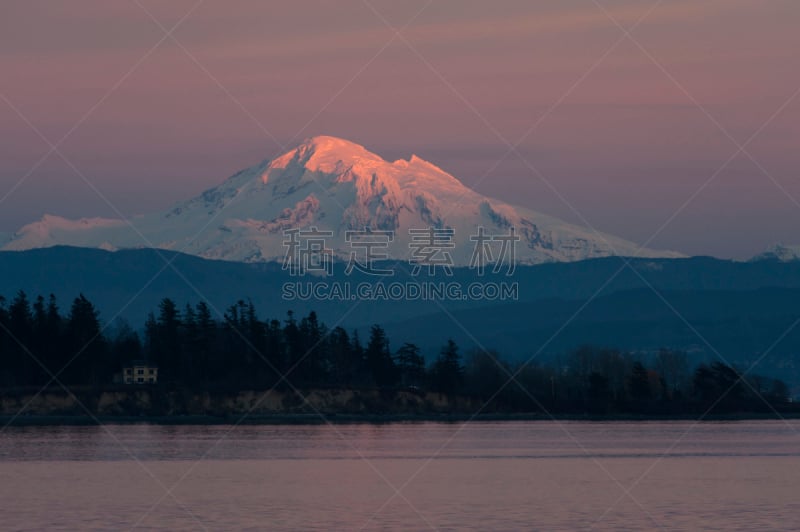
(123, 361), (158, 385)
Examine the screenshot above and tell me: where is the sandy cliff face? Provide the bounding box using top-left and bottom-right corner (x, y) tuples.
(0, 388), (480, 417)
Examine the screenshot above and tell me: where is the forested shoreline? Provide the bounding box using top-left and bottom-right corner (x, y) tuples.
(0, 291), (793, 417)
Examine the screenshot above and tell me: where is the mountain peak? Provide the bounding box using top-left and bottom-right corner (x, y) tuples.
(265, 136), (462, 192)
(296, 135), (378, 164)
(2, 136), (684, 264)
(263, 136), (383, 183)
(301, 135), (369, 154)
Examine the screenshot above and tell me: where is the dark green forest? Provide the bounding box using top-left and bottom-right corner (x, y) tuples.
(0, 291), (793, 415)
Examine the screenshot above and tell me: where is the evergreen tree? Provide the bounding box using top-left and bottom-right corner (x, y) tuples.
(430, 339), (463, 394)
(32, 295), (46, 332)
(109, 319), (142, 374)
(365, 325), (397, 387)
(351, 329), (367, 386)
(155, 298), (182, 385)
(194, 301), (216, 388)
(297, 311), (327, 385)
(395, 342), (425, 387)
(264, 318), (285, 386)
(181, 303), (198, 385)
(8, 291), (38, 383)
(43, 294), (64, 376)
(31, 295), (51, 381)
(9, 291), (32, 335)
(66, 294), (106, 385)
(144, 312), (158, 360)
(328, 326), (353, 386)
(283, 311), (303, 379)
(0, 296), (9, 385)
(244, 300), (269, 387)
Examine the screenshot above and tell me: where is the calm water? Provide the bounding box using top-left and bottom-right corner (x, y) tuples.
(0, 420), (798, 531)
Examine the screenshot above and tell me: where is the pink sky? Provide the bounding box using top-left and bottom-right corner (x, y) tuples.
(1, 0), (798, 258)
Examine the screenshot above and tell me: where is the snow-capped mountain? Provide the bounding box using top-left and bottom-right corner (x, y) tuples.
(2, 136), (682, 265)
(751, 244), (800, 262)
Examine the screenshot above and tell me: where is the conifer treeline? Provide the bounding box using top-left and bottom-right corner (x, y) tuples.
(0, 291), (791, 414)
(0, 292), (461, 393)
(0, 292), (110, 386)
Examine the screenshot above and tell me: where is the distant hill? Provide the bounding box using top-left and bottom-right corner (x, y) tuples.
(1, 247), (800, 383)
(380, 287), (800, 381)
